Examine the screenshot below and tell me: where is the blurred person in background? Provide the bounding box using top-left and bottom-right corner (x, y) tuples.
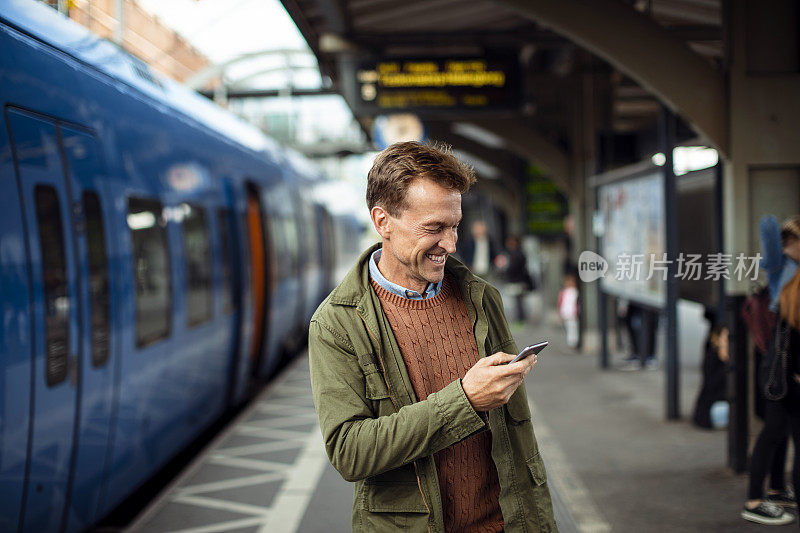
(460, 219), (498, 279)
(692, 321), (729, 429)
(558, 271), (579, 349)
(742, 215), (800, 525)
(495, 234), (534, 324)
(619, 301), (659, 371)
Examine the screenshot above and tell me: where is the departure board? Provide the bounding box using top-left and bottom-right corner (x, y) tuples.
(348, 56), (520, 114)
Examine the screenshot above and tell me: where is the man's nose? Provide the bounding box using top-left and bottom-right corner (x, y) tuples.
(440, 229), (457, 254)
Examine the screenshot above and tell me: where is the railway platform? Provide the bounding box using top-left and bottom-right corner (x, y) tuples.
(128, 317), (789, 533)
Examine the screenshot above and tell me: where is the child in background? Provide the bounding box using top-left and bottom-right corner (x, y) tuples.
(558, 273), (580, 348)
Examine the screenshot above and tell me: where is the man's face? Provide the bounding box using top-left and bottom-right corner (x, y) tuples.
(374, 178), (462, 293)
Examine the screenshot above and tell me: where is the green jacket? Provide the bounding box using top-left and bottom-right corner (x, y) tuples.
(309, 244), (557, 532)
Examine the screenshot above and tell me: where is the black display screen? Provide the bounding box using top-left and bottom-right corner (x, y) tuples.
(348, 56), (521, 114)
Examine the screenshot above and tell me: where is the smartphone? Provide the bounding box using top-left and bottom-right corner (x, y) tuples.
(509, 341), (548, 364)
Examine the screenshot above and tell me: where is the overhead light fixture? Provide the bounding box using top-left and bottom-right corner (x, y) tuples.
(673, 146), (718, 176)
(651, 147), (719, 174)
(452, 149), (500, 180)
(651, 152), (666, 166)
(451, 122), (506, 149)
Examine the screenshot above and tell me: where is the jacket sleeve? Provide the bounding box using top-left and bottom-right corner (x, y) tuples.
(308, 317), (487, 483)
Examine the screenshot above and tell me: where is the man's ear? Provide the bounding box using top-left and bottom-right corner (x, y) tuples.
(371, 206), (392, 239)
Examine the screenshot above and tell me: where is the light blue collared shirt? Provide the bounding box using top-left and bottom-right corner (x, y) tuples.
(369, 248), (442, 300)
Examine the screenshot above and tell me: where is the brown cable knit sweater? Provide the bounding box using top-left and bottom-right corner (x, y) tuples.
(371, 274), (504, 533)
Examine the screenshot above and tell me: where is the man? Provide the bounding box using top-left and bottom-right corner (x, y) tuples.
(460, 220), (498, 278)
(309, 142), (557, 532)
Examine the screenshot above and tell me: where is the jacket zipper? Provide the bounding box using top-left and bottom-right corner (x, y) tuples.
(466, 282), (479, 334)
(356, 308), (432, 533)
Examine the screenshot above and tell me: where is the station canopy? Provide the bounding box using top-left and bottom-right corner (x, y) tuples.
(280, 0), (723, 194)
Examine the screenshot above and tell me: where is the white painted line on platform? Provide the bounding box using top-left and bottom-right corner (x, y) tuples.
(235, 425), (310, 440)
(256, 404), (318, 416)
(207, 455), (292, 472)
(244, 415), (320, 429)
(171, 494), (272, 517)
(175, 472), (286, 496)
(270, 384), (316, 395)
(529, 400), (611, 533)
(214, 439), (304, 457)
(258, 429), (328, 533)
(163, 516), (267, 533)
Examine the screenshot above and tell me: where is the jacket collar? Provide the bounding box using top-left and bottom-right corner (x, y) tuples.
(328, 242), (483, 307)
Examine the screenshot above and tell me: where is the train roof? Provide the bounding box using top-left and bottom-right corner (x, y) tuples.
(0, 0), (288, 162)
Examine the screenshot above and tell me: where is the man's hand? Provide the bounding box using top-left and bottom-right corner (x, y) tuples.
(461, 351), (537, 411)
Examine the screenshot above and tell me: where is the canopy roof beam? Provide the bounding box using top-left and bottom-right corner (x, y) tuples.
(467, 118), (572, 195)
(495, 0), (727, 154)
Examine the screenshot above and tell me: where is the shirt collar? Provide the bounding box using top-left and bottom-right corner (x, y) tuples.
(369, 248), (442, 300)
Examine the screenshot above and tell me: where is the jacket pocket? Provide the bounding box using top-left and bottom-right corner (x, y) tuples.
(362, 481), (429, 512)
(526, 452), (547, 486)
(356, 481), (430, 532)
(365, 372), (390, 400)
(505, 389), (532, 424)
(525, 452), (558, 532)
(359, 352), (391, 400)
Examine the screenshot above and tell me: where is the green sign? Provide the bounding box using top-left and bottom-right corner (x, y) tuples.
(525, 166), (567, 236)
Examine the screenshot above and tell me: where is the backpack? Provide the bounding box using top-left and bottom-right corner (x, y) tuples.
(741, 286), (778, 353)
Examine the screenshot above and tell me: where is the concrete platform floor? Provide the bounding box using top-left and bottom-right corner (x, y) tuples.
(128, 318), (793, 532)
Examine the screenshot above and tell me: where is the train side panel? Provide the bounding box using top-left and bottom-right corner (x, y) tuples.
(98, 104), (240, 516)
(0, 97), (35, 533)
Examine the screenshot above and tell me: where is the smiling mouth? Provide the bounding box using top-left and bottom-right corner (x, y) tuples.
(425, 253), (446, 265)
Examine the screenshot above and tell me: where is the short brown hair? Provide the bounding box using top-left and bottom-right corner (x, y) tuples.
(366, 141), (476, 216)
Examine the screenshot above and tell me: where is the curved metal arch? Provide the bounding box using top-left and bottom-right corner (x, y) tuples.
(185, 48), (316, 89)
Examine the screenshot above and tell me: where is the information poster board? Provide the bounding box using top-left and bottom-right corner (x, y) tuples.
(597, 170), (666, 308)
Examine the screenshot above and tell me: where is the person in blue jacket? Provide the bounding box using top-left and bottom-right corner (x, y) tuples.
(761, 215), (799, 311)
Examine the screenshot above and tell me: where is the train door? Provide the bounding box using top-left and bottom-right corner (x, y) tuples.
(219, 179), (246, 405)
(7, 109), (82, 532)
(59, 125), (116, 531)
(245, 184), (268, 376)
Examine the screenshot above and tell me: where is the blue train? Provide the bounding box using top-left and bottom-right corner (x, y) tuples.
(0, 1), (361, 531)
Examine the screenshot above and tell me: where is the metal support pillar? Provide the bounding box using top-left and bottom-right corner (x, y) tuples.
(727, 294), (749, 472)
(714, 161), (726, 322)
(660, 106), (680, 420)
(599, 289), (609, 369)
(596, 132), (610, 370)
(114, 0), (124, 46)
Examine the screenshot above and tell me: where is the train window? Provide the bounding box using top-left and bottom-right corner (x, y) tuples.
(129, 198), (171, 346)
(182, 203), (212, 326)
(34, 185), (69, 387)
(217, 208), (233, 314)
(83, 191), (110, 367)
